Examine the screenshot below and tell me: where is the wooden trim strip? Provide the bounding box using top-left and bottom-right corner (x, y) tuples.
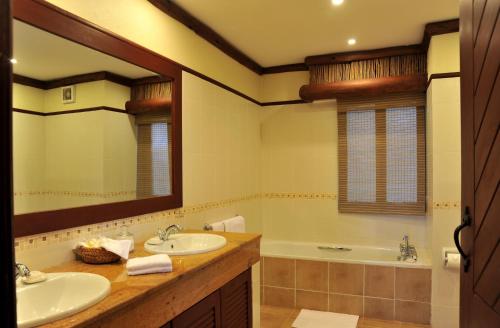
(421, 19), (460, 53)
(13, 73), (46, 89)
(261, 63), (308, 74)
(260, 99), (309, 107)
(426, 72), (461, 89)
(14, 71), (136, 89)
(13, 106), (130, 116)
(181, 66), (261, 105)
(147, 0), (262, 75)
(46, 71), (133, 88)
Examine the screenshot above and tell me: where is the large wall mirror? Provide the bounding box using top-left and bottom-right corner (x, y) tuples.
(13, 0), (182, 237)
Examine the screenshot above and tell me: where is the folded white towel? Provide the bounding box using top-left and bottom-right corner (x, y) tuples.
(209, 221), (226, 231)
(78, 237), (132, 260)
(126, 254), (172, 272)
(223, 216), (245, 233)
(127, 265), (172, 276)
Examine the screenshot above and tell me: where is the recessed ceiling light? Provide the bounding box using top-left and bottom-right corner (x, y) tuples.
(332, 0), (344, 5)
(10, 58), (17, 64)
(347, 38), (356, 45)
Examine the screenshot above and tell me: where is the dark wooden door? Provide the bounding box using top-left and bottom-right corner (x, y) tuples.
(459, 0), (500, 327)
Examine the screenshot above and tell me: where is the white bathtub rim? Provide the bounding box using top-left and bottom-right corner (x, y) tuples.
(260, 239), (432, 269)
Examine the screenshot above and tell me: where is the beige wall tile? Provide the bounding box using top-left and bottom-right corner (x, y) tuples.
(296, 259), (328, 292)
(396, 300), (431, 325)
(295, 290), (328, 311)
(395, 268), (431, 302)
(330, 294), (364, 316)
(263, 286), (295, 308)
(330, 262), (364, 295)
(365, 265), (395, 299)
(263, 257), (295, 288)
(364, 297), (395, 321)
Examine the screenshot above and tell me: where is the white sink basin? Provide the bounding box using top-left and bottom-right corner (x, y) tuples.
(17, 272), (110, 328)
(144, 233), (227, 255)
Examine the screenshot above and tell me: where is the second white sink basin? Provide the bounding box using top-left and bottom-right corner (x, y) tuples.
(17, 272), (110, 328)
(144, 233), (227, 255)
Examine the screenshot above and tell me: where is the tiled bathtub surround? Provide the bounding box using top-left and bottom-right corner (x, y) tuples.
(261, 257), (431, 324)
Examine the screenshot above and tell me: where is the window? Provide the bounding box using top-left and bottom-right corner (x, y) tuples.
(136, 114), (172, 198)
(338, 93), (425, 215)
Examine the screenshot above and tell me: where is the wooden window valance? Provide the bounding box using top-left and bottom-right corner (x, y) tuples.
(300, 53), (427, 101)
(338, 93), (426, 215)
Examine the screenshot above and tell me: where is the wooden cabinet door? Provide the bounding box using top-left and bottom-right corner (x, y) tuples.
(171, 291), (221, 328)
(220, 269), (252, 328)
(459, 0), (500, 327)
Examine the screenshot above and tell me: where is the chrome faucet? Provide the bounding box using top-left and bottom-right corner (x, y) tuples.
(15, 263), (31, 280)
(399, 234), (417, 261)
(158, 224), (183, 241)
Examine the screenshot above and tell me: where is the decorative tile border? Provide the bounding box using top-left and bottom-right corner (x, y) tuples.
(14, 193), (262, 252)
(14, 190), (137, 199)
(263, 192), (337, 200)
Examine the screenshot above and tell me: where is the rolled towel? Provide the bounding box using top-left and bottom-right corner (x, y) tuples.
(223, 215), (245, 233)
(126, 254), (172, 274)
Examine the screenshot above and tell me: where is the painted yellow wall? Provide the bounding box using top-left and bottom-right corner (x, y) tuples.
(260, 101), (429, 248)
(426, 32), (461, 328)
(260, 71), (308, 102)
(13, 83), (45, 112)
(13, 80), (136, 213)
(44, 80), (129, 112)
(46, 0), (261, 101)
(427, 32), (460, 76)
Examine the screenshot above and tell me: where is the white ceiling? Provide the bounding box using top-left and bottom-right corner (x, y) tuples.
(174, 0), (459, 67)
(13, 20), (156, 81)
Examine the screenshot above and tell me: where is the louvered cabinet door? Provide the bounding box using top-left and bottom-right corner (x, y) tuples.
(220, 269), (252, 328)
(171, 291), (221, 328)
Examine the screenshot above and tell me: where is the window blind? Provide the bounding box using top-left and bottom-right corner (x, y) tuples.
(136, 113), (172, 198)
(338, 93), (425, 215)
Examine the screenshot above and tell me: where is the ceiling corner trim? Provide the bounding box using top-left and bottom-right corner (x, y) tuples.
(147, 0), (263, 75)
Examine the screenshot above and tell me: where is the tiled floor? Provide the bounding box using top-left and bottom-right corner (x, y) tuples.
(261, 305), (431, 328)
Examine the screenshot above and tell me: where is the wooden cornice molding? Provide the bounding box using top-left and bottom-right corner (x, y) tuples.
(13, 106), (130, 116)
(148, 0), (263, 75)
(12, 71), (167, 89)
(426, 71), (460, 89)
(261, 63), (309, 74)
(421, 19), (459, 52)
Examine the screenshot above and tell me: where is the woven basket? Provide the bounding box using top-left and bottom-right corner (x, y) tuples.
(73, 246), (120, 264)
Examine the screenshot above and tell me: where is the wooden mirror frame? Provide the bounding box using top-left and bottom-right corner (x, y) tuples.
(12, 0), (183, 237)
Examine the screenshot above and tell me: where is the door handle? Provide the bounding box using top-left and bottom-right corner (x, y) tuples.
(454, 206), (472, 272)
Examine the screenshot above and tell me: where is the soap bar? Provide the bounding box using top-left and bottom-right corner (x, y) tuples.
(22, 271), (47, 284)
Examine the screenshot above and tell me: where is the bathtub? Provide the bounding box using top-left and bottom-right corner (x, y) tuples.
(260, 239), (431, 268)
(260, 239), (432, 324)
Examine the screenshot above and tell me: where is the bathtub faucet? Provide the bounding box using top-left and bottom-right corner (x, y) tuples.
(399, 234), (417, 261)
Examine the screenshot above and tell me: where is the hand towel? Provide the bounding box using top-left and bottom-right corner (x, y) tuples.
(223, 216), (245, 233)
(126, 254), (172, 272)
(127, 265), (173, 276)
(209, 221), (226, 231)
